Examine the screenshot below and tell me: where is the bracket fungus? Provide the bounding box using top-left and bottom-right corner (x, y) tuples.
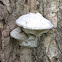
(10, 12), (53, 47)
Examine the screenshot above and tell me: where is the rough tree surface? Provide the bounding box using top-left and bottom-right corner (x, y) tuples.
(0, 0), (62, 62)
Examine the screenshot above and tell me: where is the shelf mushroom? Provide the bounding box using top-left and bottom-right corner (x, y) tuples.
(10, 12), (53, 47)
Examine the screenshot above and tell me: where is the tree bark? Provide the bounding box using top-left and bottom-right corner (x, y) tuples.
(0, 0), (62, 62)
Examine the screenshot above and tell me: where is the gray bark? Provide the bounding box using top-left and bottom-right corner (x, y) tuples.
(0, 0), (62, 62)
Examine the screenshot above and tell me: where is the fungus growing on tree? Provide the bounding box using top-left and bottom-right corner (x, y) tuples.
(10, 12), (53, 47)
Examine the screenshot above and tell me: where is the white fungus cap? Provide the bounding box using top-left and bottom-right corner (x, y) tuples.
(16, 13), (53, 30)
(10, 27), (27, 40)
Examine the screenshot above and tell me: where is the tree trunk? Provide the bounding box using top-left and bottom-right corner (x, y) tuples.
(0, 0), (62, 62)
